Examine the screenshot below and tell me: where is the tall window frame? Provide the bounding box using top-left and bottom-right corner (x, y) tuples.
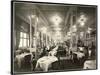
(19, 32), (29, 48)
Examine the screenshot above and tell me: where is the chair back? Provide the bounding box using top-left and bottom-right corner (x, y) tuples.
(24, 54), (31, 63)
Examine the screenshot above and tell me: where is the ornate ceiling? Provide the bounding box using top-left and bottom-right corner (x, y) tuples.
(14, 2), (97, 41)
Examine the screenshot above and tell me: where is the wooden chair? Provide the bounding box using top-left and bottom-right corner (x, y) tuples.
(23, 54), (31, 69)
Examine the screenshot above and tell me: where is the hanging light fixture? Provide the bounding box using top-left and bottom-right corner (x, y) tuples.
(87, 27), (92, 33)
(80, 22), (85, 27)
(51, 14), (62, 25)
(78, 14), (87, 27)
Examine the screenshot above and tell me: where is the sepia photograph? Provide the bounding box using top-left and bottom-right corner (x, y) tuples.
(11, 0), (97, 74)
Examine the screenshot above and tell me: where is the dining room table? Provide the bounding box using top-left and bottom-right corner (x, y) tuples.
(15, 52), (31, 68)
(35, 56), (58, 72)
(83, 60), (96, 69)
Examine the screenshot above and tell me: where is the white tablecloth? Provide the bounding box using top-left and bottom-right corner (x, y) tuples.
(83, 60), (96, 69)
(15, 53), (31, 68)
(35, 56), (58, 72)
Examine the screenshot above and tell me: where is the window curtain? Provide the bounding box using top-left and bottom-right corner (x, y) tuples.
(15, 15), (21, 50)
(16, 30), (20, 50)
